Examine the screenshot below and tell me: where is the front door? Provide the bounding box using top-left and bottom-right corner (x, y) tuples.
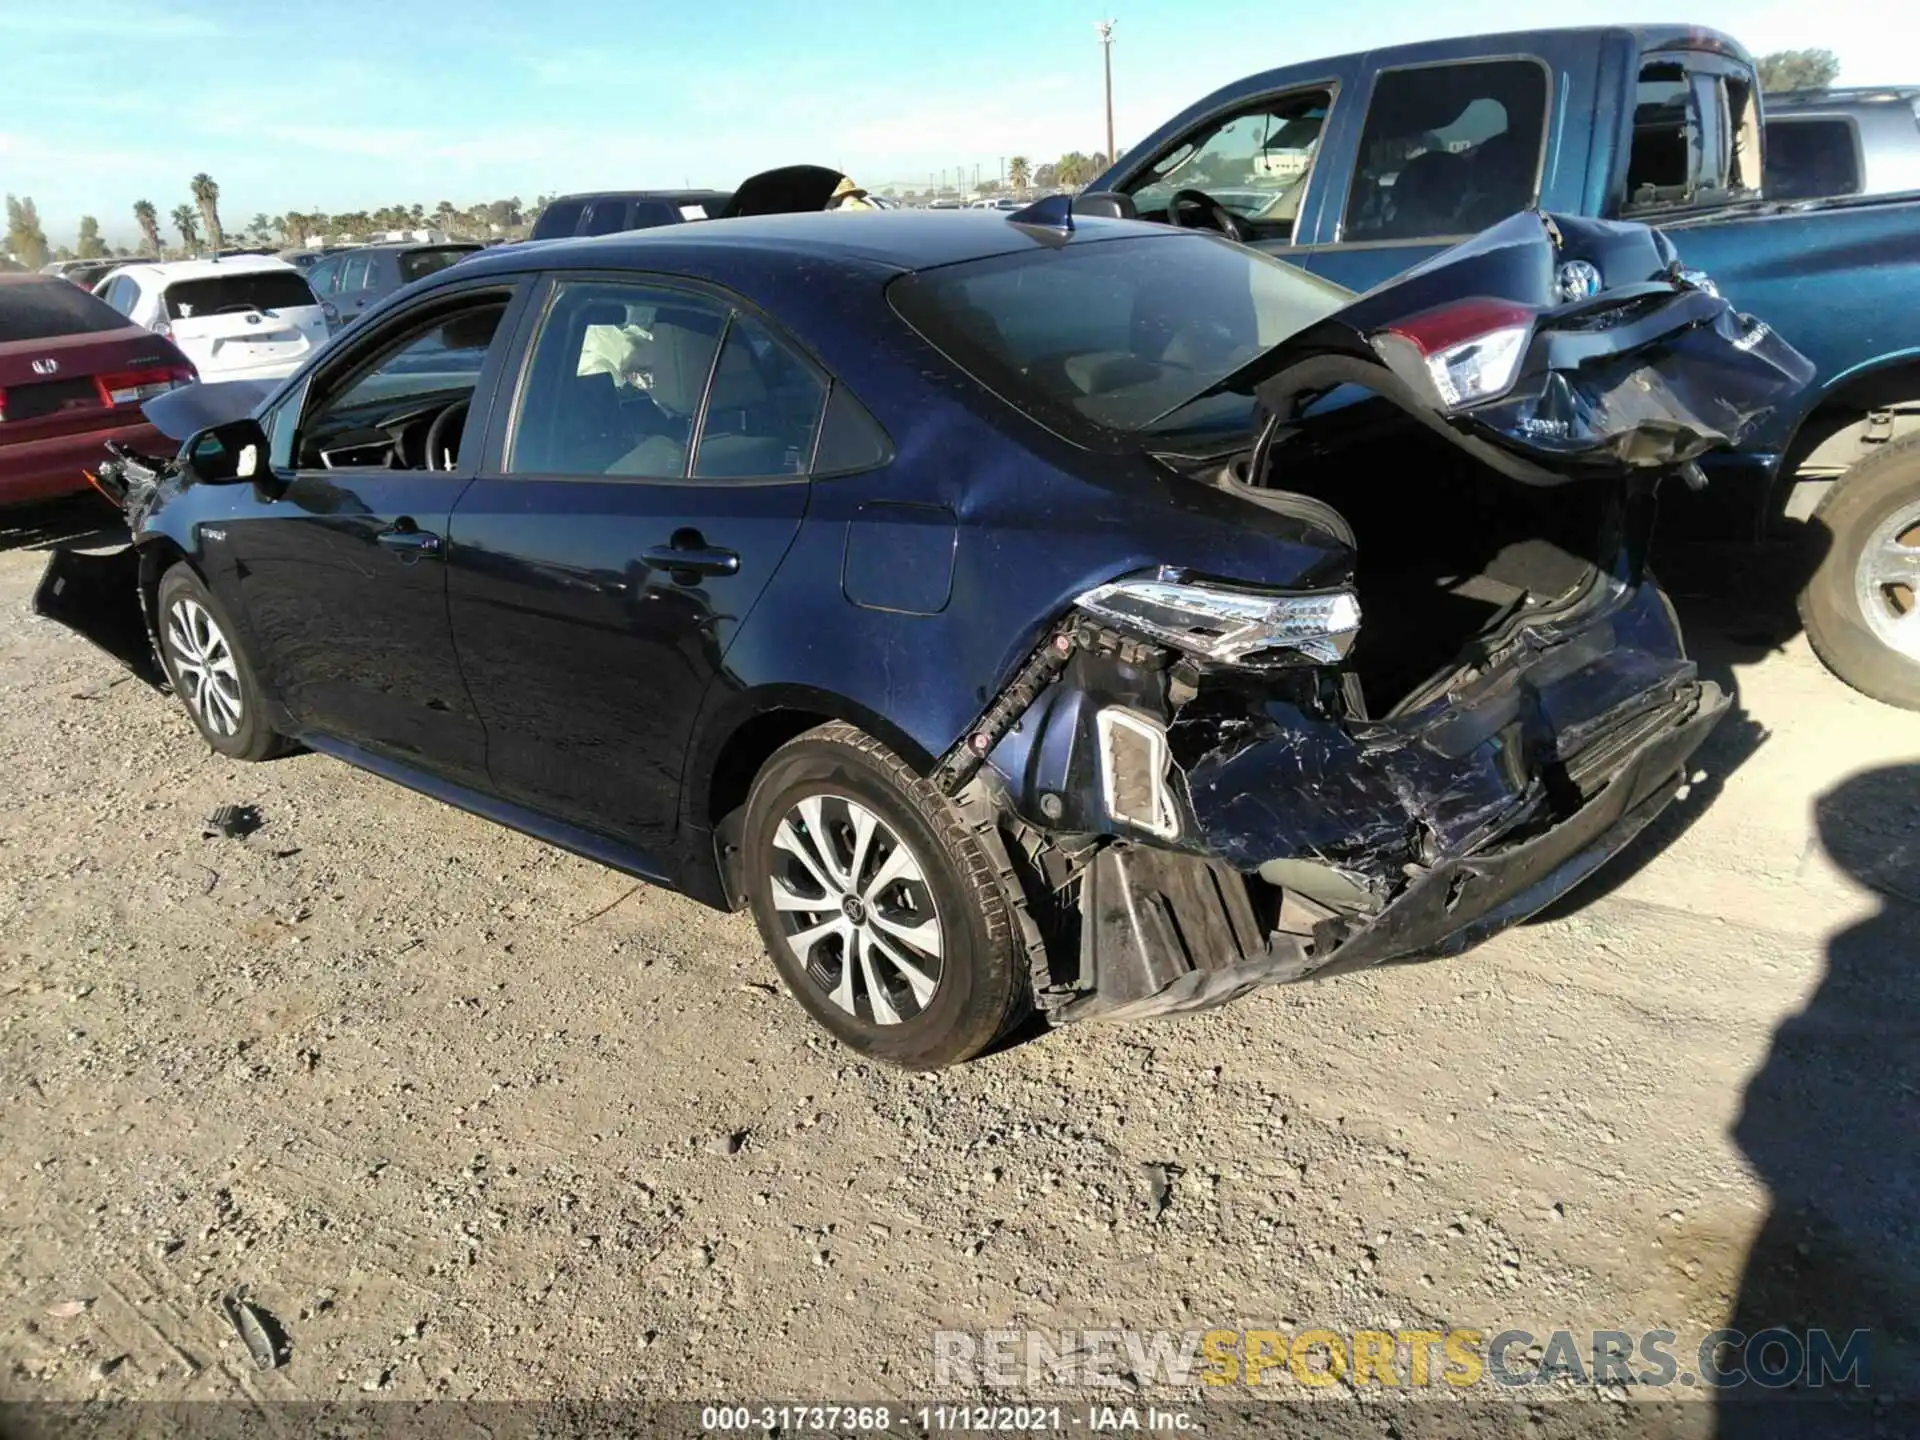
(218, 283), (526, 783)
(448, 276), (826, 853)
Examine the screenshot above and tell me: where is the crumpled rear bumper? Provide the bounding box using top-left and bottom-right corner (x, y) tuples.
(1057, 678), (1726, 1023)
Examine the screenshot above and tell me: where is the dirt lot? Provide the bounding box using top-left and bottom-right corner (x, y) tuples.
(1, 500), (1914, 1422)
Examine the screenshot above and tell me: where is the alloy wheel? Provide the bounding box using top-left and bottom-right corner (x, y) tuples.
(767, 793), (943, 1025)
(1855, 500), (1920, 662)
(165, 596), (244, 737)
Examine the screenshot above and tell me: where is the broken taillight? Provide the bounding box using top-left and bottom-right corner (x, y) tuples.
(1076, 574), (1362, 667)
(1375, 298), (1535, 409)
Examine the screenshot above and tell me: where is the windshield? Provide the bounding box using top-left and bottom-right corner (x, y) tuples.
(888, 231), (1350, 437)
(163, 270), (317, 319)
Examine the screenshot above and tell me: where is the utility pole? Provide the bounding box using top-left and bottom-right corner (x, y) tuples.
(1095, 19), (1116, 166)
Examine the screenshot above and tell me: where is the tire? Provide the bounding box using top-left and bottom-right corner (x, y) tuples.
(741, 722), (1030, 1070)
(1798, 435), (1920, 711)
(154, 564), (288, 761)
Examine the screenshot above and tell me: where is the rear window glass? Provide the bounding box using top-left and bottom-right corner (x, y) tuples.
(888, 232), (1350, 438)
(397, 248), (477, 284)
(530, 199), (587, 241)
(163, 270), (317, 319)
(1343, 59), (1549, 241)
(1765, 117), (1862, 199)
(0, 278), (129, 341)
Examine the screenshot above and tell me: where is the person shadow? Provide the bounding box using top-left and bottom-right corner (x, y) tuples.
(1718, 762), (1919, 1437)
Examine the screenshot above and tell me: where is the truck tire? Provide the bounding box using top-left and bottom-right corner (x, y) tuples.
(1798, 434), (1920, 711)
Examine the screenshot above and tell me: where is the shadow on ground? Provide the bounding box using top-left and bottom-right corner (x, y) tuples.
(1715, 761), (1919, 1434)
(0, 495), (126, 553)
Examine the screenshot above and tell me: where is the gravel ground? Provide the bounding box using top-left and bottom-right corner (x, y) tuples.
(1, 500), (1914, 1424)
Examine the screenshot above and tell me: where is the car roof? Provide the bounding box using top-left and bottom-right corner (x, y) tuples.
(448, 208), (1174, 282)
(109, 255), (303, 283)
(548, 189), (732, 203)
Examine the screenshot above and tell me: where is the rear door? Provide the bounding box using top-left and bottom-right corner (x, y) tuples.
(446, 274), (825, 852)
(1297, 44), (1572, 293)
(216, 279), (531, 781)
(163, 268), (327, 374)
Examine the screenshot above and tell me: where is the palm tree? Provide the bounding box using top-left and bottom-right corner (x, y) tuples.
(249, 212), (271, 244)
(170, 203), (200, 251)
(1009, 156), (1031, 195)
(189, 172), (223, 252)
(132, 199), (162, 255)
(434, 200), (457, 237)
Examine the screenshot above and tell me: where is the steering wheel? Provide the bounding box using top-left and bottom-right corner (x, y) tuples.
(423, 399), (470, 472)
(1167, 188), (1247, 243)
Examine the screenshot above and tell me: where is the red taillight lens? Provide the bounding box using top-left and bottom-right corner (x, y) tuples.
(1380, 298), (1536, 357)
(0, 390), (8, 423)
(1375, 298), (1536, 409)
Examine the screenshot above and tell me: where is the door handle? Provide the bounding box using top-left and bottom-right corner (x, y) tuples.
(377, 522), (442, 559)
(643, 535), (739, 581)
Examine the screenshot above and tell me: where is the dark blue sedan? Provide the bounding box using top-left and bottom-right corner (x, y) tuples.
(38, 206), (1807, 1067)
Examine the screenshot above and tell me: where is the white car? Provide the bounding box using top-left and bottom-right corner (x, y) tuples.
(93, 257), (328, 384)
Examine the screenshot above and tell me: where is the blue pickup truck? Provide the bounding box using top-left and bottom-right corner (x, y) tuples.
(1089, 24), (1920, 709)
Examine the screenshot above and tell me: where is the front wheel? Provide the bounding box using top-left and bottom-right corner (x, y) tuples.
(741, 722), (1031, 1069)
(155, 564), (288, 760)
(1799, 434), (1920, 711)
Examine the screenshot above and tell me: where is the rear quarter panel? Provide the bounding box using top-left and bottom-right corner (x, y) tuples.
(679, 266), (1352, 819)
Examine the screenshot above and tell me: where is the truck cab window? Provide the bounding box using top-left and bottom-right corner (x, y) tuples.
(1127, 89), (1333, 243)
(1627, 59), (1757, 210)
(1341, 59), (1548, 242)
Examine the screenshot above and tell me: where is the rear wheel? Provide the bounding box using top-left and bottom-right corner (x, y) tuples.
(155, 564), (287, 760)
(1799, 435), (1920, 711)
(741, 722), (1030, 1069)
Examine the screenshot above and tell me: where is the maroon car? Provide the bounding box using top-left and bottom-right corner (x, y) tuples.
(0, 274), (195, 507)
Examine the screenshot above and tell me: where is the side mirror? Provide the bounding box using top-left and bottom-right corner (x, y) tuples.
(183, 418), (271, 485)
(1071, 191), (1138, 220)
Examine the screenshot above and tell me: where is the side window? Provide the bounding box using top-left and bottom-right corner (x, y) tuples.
(508, 280), (730, 478)
(103, 276), (135, 314)
(339, 254), (373, 293)
(1624, 59), (1755, 209)
(306, 257), (342, 296)
(1766, 118), (1862, 200)
(294, 299), (509, 470)
(1128, 89), (1332, 242)
(1342, 59), (1549, 241)
(263, 375), (311, 471)
(693, 315), (827, 477)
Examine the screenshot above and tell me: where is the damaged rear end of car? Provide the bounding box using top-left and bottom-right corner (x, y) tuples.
(935, 211), (1811, 1023)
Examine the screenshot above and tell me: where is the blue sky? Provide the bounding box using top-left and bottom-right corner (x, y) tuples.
(0, 0), (1906, 247)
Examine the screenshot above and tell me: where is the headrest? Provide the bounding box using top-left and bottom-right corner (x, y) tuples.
(640, 309), (721, 416)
